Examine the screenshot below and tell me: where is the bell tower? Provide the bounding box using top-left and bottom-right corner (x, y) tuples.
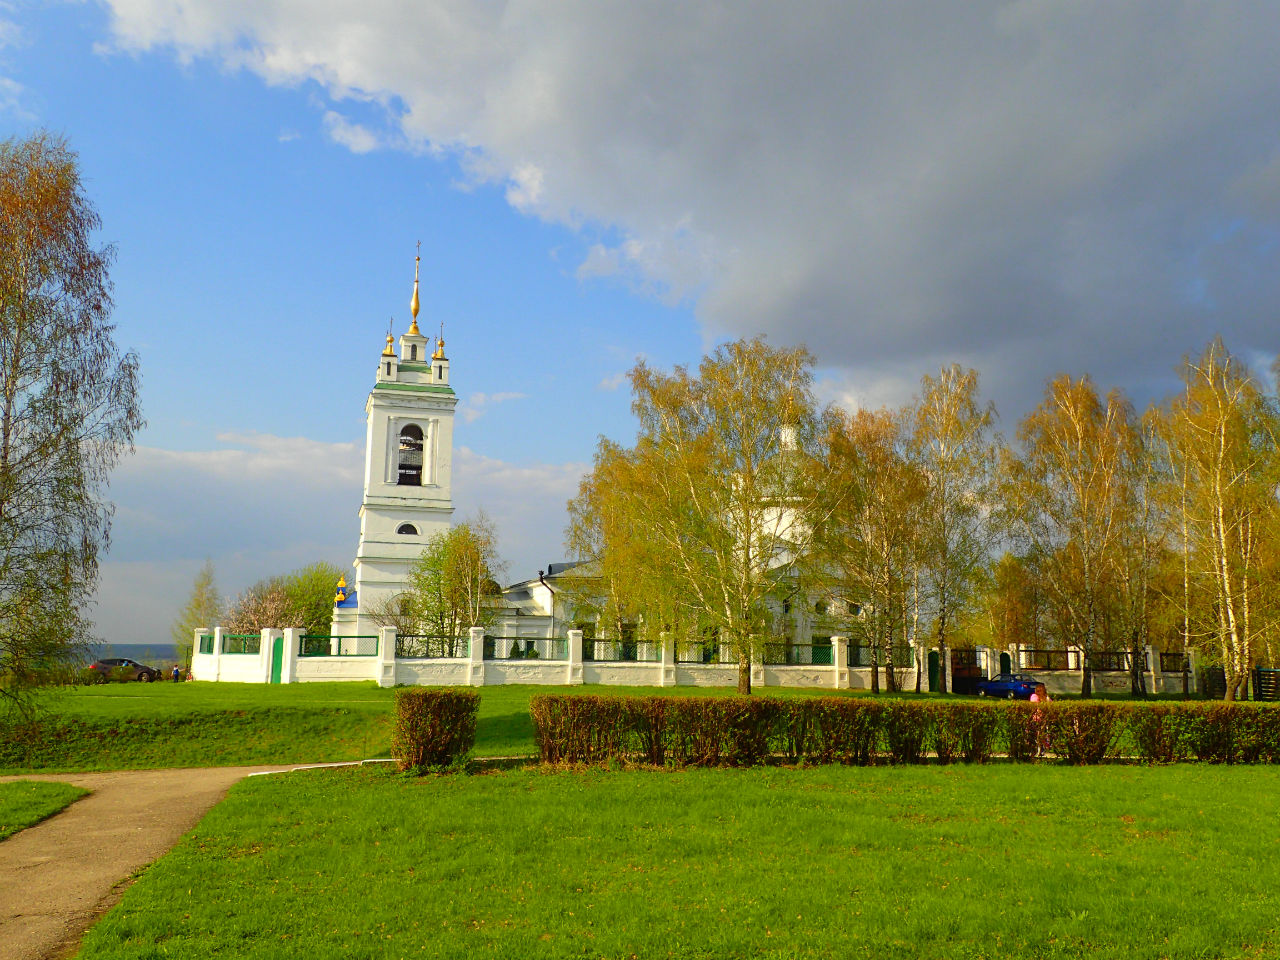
(333, 248), (457, 637)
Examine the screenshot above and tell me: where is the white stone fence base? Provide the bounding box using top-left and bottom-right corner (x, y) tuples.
(189, 627), (1198, 696)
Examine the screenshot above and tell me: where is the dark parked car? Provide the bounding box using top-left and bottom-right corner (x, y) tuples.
(975, 673), (1044, 699)
(87, 658), (161, 683)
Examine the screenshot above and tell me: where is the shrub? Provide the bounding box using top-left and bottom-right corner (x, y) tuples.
(530, 695), (627, 764)
(723, 697), (782, 766)
(1043, 703), (1121, 764)
(810, 698), (883, 766)
(625, 697), (670, 766)
(779, 696), (819, 763)
(392, 688), (479, 773)
(1128, 704), (1195, 764)
(931, 702), (999, 764)
(1003, 704), (1042, 763)
(667, 698), (731, 767)
(883, 702), (930, 764)
(1179, 704), (1280, 764)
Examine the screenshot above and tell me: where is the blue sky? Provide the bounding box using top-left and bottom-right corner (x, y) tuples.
(4, 2), (1279, 646)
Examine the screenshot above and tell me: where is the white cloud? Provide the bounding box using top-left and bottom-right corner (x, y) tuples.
(453, 446), (589, 578)
(93, 432), (583, 646)
(596, 371), (627, 392)
(99, 1), (1280, 416)
(505, 161), (545, 212)
(322, 110), (380, 153)
(576, 242), (621, 282)
(459, 390), (526, 424)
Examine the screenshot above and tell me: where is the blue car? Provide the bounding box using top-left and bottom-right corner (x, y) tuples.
(975, 673), (1043, 699)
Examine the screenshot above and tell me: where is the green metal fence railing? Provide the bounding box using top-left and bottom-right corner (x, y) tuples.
(849, 645), (914, 669)
(485, 636), (568, 662)
(197, 634), (214, 655)
(299, 635), (379, 658)
(221, 634), (261, 655)
(396, 635), (468, 659)
(763, 642), (834, 666)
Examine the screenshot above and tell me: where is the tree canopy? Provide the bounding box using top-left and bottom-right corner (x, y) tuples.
(568, 337), (823, 693)
(0, 132), (142, 712)
(373, 516), (504, 657)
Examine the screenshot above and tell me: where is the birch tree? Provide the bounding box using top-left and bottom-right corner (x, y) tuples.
(1003, 375), (1138, 696)
(170, 560), (221, 667)
(389, 516), (504, 655)
(569, 338), (822, 694)
(813, 406), (925, 692)
(1151, 340), (1280, 699)
(907, 366), (999, 693)
(0, 133), (142, 712)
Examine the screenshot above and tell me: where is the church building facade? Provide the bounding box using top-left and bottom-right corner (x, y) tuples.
(331, 255), (456, 638)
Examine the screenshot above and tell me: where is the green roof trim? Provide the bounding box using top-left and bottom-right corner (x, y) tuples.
(398, 362), (431, 372)
(375, 382), (456, 395)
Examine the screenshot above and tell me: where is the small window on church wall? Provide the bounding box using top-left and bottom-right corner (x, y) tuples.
(437, 365), (443, 379)
(396, 523), (418, 535)
(410, 344), (417, 361)
(385, 362), (391, 376)
(397, 424), (424, 485)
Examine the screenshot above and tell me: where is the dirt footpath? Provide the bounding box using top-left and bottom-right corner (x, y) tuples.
(0, 765), (294, 960)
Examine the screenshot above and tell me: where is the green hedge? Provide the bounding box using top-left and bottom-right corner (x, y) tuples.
(392, 688), (479, 773)
(530, 695), (1280, 768)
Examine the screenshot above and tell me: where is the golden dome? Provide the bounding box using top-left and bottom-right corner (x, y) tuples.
(382, 333), (395, 357)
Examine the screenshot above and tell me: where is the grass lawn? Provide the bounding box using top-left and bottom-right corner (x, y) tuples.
(40, 681), (398, 718)
(78, 764), (1279, 959)
(3, 682), (1218, 774)
(5, 683), (898, 772)
(0, 780), (87, 840)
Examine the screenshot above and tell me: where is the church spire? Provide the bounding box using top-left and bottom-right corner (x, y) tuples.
(408, 241), (421, 336)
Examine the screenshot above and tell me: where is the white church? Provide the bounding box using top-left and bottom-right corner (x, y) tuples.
(330, 253), (457, 640)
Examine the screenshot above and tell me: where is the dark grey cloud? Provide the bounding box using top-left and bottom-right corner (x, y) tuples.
(105, 0), (1280, 414)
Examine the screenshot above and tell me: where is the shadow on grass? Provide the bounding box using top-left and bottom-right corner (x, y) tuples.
(474, 711), (537, 757)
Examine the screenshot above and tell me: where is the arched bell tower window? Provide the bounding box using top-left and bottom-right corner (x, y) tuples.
(396, 523), (419, 535)
(397, 424), (424, 486)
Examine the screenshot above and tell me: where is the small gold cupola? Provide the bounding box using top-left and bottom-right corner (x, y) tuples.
(432, 321), (446, 360)
(377, 320), (399, 383)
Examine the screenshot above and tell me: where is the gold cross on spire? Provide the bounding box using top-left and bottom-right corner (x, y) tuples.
(408, 241), (421, 334)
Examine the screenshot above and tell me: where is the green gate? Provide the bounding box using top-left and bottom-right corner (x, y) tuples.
(270, 635), (284, 684)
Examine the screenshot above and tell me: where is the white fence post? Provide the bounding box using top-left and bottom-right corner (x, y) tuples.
(1146, 643), (1161, 693)
(750, 640), (765, 689)
(378, 626), (397, 687)
(259, 629), (275, 684)
(281, 628), (301, 684)
(660, 632), (675, 687)
(832, 636), (848, 689)
(468, 626), (486, 687)
(212, 627), (224, 681)
(567, 629), (584, 685)
(1188, 648), (1201, 695)
(191, 627), (210, 681)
